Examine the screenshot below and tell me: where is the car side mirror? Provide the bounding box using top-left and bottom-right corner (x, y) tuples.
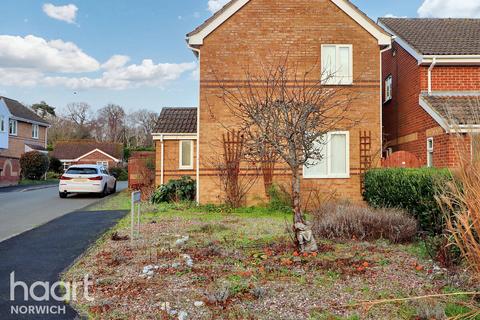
(111, 172), (118, 178)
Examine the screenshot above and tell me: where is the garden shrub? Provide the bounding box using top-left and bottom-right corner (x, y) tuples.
(151, 176), (196, 203)
(267, 184), (292, 212)
(109, 167), (128, 181)
(363, 168), (453, 235)
(46, 171), (61, 179)
(313, 202), (418, 243)
(48, 156), (63, 173)
(20, 151), (49, 180)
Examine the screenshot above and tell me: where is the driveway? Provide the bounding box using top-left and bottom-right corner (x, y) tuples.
(0, 181), (128, 242)
(0, 209), (128, 319)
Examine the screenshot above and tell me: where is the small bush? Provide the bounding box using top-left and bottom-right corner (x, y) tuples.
(46, 171), (61, 179)
(48, 156), (63, 173)
(268, 184), (292, 212)
(109, 167), (128, 181)
(151, 176), (196, 203)
(20, 151), (49, 180)
(363, 168), (452, 235)
(312, 202), (418, 243)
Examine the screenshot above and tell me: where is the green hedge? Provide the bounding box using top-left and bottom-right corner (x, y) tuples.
(363, 168), (453, 235)
(151, 176), (196, 203)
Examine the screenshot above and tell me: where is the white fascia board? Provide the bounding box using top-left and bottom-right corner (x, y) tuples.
(421, 56), (480, 65)
(377, 22), (423, 63)
(188, 0), (250, 46)
(188, 0), (391, 46)
(10, 116), (50, 127)
(152, 133), (198, 141)
(418, 96), (450, 132)
(75, 148), (120, 162)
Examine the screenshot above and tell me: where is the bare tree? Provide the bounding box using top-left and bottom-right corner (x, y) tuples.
(63, 102), (94, 139)
(212, 61), (358, 251)
(130, 109), (159, 147)
(97, 104), (126, 143)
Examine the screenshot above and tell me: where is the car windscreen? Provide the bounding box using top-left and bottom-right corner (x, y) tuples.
(66, 168), (98, 175)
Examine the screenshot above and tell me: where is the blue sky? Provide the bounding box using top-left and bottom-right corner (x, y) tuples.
(0, 0), (477, 114)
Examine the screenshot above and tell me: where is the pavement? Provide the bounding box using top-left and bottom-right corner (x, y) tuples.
(0, 181), (128, 242)
(0, 209), (129, 319)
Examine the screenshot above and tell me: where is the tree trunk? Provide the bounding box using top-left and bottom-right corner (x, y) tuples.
(291, 167), (304, 225)
(291, 167), (318, 253)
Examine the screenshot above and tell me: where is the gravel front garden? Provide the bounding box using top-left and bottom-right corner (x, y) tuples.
(64, 192), (478, 320)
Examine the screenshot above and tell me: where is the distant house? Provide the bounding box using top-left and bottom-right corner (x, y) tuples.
(51, 140), (123, 170)
(379, 18), (480, 167)
(0, 96), (50, 186)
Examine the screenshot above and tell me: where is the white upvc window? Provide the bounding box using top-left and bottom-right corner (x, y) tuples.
(427, 137), (434, 167)
(385, 74), (393, 102)
(32, 124), (39, 139)
(97, 161), (109, 169)
(303, 131), (350, 179)
(179, 140), (194, 170)
(9, 119), (17, 136)
(321, 44), (353, 85)
(0, 115), (5, 132)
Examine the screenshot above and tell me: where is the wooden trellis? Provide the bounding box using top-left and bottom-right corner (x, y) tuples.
(359, 130), (372, 193)
(222, 130), (245, 207)
(261, 147), (277, 197)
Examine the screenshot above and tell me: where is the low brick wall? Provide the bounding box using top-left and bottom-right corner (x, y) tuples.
(0, 156), (20, 187)
(128, 152), (155, 190)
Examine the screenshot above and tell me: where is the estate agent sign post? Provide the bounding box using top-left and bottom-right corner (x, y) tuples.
(131, 191), (141, 241)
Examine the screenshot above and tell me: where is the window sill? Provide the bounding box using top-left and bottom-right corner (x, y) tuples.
(303, 174), (350, 179)
(179, 166), (194, 171)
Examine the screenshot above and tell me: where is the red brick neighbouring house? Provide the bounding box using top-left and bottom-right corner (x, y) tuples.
(51, 140), (123, 171)
(379, 18), (480, 167)
(153, 0), (392, 205)
(0, 97), (50, 186)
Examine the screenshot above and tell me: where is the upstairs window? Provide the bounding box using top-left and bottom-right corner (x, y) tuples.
(9, 119), (17, 136)
(304, 132), (350, 179)
(385, 75), (393, 102)
(321, 45), (353, 85)
(179, 140), (193, 170)
(0, 116), (4, 132)
(32, 124), (39, 139)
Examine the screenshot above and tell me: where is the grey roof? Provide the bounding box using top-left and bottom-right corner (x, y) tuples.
(26, 143), (47, 152)
(421, 94), (480, 125)
(0, 96), (50, 126)
(155, 108), (197, 134)
(379, 18), (480, 55)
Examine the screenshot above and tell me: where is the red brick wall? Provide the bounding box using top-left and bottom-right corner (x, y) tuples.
(420, 65), (480, 91)
(0, 156), (20, 186)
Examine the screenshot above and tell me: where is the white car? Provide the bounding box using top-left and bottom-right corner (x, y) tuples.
(59, 164), (117, 198)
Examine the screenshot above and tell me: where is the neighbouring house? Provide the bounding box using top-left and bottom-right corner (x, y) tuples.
(51, 140), (123, 171)
(379, 18), (480, 167)
(0, 96), (50, 186)
(153, 0), (392, 205)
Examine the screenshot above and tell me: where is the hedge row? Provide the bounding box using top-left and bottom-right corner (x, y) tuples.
(363, 168), (453, 235)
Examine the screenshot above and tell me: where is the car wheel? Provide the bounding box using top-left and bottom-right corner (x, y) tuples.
(111, 182), (117, 194)
(100, 184), (108, 198)
(59, 192), (68, 199)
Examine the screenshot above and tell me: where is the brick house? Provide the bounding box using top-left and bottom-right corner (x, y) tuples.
(379, 18), (480, 167)
(153, 0), (391, 205)
(51, 140), (123, 171)
(0, 97), (50, 186)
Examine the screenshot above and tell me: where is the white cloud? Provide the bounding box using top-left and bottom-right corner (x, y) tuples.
(384, 13), (407, 18)
(42, 3), (78, 24)
(418, 0), (480, 18)
(0, 34), (196, 90)
(208, 0), (230, 13)
(0, 35), (99, 73)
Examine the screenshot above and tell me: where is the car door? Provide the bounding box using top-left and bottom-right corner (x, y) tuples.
(102, 168), (113, 188)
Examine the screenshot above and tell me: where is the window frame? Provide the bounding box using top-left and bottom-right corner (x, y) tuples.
(384, 74), (393, 103)
(9, 119), (17, 136)
(321, 44), (353, 85)
(96, 161), (109, 169)
(303, 131), (350, 179)
(0, 115), (4, 132)
(32, 124), (39, 139)
(179, 140), (194, 170)
(427, 137), (434, 167)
